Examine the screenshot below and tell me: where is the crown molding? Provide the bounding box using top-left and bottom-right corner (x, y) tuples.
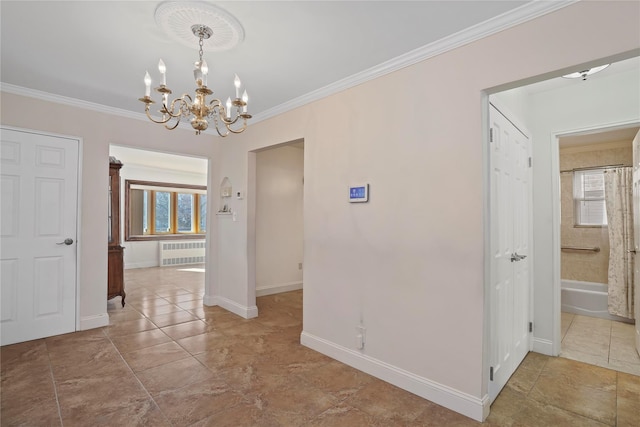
(0, 82), (199, 133)
(1, 82), (149, 122)
(252, 0), (577, 124)
(1, 1), (576, 128)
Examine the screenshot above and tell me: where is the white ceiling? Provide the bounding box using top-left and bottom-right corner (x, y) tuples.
(1, 0), (542, 120)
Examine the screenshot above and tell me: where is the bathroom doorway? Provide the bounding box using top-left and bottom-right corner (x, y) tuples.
(556, 126), (639, 375)
(488, 55), (639, 376)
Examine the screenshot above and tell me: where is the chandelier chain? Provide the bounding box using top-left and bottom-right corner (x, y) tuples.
(198, 32), (204, 63)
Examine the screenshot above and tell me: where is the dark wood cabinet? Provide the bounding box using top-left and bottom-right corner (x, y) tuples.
(108, 159), (125, 306)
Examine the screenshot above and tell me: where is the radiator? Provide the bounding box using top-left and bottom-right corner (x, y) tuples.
(159, 240), (206, 267)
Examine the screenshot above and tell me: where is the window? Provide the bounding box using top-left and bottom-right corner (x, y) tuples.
(199, 194), (207, 232)
(125, 180), (207, 241)
(177, 193), (193, 232)
(573, 169), (607, 226)
(155, 191), (172, 233)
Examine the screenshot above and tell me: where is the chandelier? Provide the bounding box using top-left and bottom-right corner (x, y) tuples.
(139, 10), (251, 137)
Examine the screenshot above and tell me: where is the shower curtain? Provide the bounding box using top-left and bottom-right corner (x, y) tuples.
(604, 167), (635, 319)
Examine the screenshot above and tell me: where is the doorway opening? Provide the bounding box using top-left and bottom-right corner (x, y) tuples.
(486, 54), (640, 401)
(555, 124), (639, 374)
(248, 139), (304, 315)
(107, 145), (209, 316)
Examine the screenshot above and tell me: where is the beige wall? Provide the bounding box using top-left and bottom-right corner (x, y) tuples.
(212, 1), (640, 420)
(559, 142), (632, 283)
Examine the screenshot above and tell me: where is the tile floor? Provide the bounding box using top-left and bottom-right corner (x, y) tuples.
(2, 265), (639, 426)
(561, 312), (640, 376)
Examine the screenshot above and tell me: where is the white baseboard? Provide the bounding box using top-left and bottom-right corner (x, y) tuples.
(203, 294), (258, 319)
(79, 313), (109, 330)
(532, 337), (554, 355)
(256, 281), (303, 297)
(124, 261), (158, 269)
(300, 331), (487, 422)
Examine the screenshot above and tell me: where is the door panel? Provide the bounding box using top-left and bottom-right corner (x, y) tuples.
(0, 127), (79, 345)
(1, 259), (19, 322)
(489, 104), (532, 403)
(34, 256), (64, 317)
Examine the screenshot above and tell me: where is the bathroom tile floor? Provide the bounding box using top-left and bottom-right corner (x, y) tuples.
(561, 311), (640, 376)
(2, 266), (639, 426)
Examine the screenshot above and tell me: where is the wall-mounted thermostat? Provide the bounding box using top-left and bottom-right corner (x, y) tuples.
(349, 184), (369, 203)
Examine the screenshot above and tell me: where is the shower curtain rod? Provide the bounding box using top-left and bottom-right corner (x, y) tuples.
(560, 164), (628, 173)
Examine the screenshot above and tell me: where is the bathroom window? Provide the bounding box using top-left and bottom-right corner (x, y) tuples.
(573, 169), (607, 226)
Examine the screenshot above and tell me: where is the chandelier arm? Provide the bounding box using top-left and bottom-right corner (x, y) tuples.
(214, 123), (231, 137)
(226, 120), (248, 134)
(164, 95), (193, 119)
(219, 114), (241, 126)
(145, 107), (174, 125)
(204, 99), (222, 119)
(164, 120), (182, 130)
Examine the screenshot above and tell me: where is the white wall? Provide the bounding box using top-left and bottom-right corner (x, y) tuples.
(112, 161), (207, 269)
(210, 1), (640, 421)
(255, 144), (304, 295)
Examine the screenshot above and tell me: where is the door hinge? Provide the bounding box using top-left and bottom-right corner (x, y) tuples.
(490, 128), (494, 143)
(529, 322), (533, 333)
(528, 157), (532, 168)
(490, 366), (494, 381)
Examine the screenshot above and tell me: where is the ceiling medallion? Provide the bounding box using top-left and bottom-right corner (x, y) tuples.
(154, 1), (244, 51)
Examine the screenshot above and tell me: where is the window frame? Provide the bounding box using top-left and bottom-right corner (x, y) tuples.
(124, 179), (207, 241)
(572, 168), (607, 228)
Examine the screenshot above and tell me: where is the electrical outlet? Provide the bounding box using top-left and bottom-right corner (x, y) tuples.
(298, 262), (303, 270)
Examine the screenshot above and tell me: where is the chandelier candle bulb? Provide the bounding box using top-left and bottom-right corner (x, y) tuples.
(144, 71), (151, 97)
(226, 97), (232, 118)
(242, 90), (248, 113)
(234, 74), (241, 98)
(201, 60), (208, 86)
(158, 59), (166, 86)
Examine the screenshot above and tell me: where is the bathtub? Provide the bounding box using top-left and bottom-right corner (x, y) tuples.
(561, 279), (633, 323)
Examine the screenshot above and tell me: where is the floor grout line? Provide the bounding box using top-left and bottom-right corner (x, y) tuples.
(101, 328), (174, 426)
(43, 340), (65, 427)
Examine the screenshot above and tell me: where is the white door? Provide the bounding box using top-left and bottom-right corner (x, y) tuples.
(488, 104), (532, 403)
(633, 129), (640, 355)
(1, 127), (79, 346)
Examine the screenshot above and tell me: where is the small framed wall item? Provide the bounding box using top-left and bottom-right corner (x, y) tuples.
(349, 184), (369, 203)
